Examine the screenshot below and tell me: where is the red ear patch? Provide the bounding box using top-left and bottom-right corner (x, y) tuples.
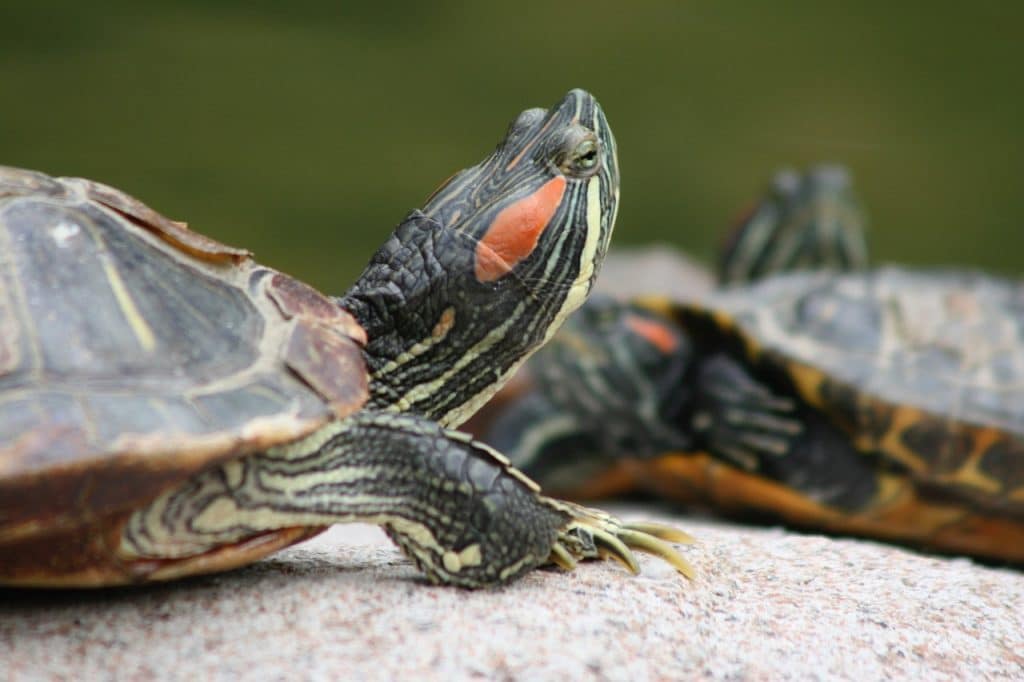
(474, 176), (567, 282)
(624, 314), (680, 355)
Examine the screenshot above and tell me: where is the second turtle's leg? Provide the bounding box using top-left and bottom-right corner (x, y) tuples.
(121, 410), (692, 587)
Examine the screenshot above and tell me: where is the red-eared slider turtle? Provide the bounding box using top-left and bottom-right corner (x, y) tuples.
(0, 89), (693, 588)
(473, 167), (1024, 563)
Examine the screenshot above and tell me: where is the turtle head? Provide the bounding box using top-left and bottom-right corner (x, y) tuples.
(341, 89), (620, 426)
(717, 164), (869, 286)
(422, 87), (619, 294)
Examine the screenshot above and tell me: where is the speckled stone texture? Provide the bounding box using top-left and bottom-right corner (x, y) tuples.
(2, 509), (1021, 681)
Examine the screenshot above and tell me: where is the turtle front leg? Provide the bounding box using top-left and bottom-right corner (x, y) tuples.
(121, 410), (693, 587)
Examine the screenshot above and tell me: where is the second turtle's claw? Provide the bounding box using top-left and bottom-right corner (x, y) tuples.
(548, 501), (695, 579)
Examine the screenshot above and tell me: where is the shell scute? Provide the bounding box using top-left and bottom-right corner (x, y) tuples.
(686, 267), (1024, 506)
(0, 166), (369, 542)
(76, 176), (251, 264)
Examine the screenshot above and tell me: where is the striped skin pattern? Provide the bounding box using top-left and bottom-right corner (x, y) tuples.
(0, 166), (369, 554)
(122, 410), (571, 587)
(474, 166), (1024, 564)
(0, 91), (697, 587)
(343, 90), (619, 430)
(108, 90), (693, 586)
(123, 408), (692, 585)
(704, 268), (1024, 503)
(480, 274), (1024, 563)
(717, 165), (868, 286)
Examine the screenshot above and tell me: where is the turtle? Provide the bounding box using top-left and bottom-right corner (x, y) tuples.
(0, 89), (695, 589)
(471, 165), (1024, 563)
(587, 163), (867, 303)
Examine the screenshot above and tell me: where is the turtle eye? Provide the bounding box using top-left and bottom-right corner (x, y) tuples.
(552, 126), (601, 178)
(572, 139), (599, 172)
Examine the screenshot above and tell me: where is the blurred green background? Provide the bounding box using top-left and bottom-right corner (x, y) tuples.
(2, 2), (1021, 292)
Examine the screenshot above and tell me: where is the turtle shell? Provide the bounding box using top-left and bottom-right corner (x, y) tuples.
(0, 166), (368, 583)
(672, 266), (1024, 517)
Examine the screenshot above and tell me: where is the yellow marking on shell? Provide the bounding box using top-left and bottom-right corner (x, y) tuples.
(863, 470), (906, 510)
(374, 307), (456, 378)
(925, 427), (1004, 495)
(875, 407), (933, 474)
(101, 256), (156, 352)
(857, 473), (968, 533)
(442, 544), (482, 573)
(633, 296), (677, 319)
(939, 459), (1002, 495)
(784, 362), (830, 409)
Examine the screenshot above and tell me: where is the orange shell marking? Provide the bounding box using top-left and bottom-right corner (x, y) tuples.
(625, 314), (680, 355)
(474, 176), (567, 282)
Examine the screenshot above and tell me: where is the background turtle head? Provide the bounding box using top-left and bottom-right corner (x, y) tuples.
(717, 164), (869, 286)
(341, 89), (620, 427)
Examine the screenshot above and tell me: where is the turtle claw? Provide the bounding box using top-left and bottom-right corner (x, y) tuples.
(589, 525), (641, 574)
(617, 528), (695, 579)
(548, 501), (695, 579)
(548, 541), (578, 571)
(623, 521), (696, 545)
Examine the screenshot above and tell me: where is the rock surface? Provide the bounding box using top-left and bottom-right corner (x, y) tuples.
(593, 245), (715, 302)
(3, 508), (1022, 681)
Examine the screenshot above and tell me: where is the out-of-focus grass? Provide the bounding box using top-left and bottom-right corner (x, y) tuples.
(2, 2), (1021, 292)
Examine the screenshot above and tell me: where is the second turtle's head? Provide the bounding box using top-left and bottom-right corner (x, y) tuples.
(343, 89), (619, 427)
(718, 164), (868, 286)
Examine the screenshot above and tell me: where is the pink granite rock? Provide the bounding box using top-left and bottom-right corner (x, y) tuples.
(3, 509), (1021, 680)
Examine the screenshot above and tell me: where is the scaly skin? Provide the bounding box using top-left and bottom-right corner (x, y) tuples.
(118, 89), (694, 587)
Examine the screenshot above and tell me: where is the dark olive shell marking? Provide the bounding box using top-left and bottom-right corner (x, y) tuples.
(682, 267), (1024, 511)
(0, 167), (367, 538)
